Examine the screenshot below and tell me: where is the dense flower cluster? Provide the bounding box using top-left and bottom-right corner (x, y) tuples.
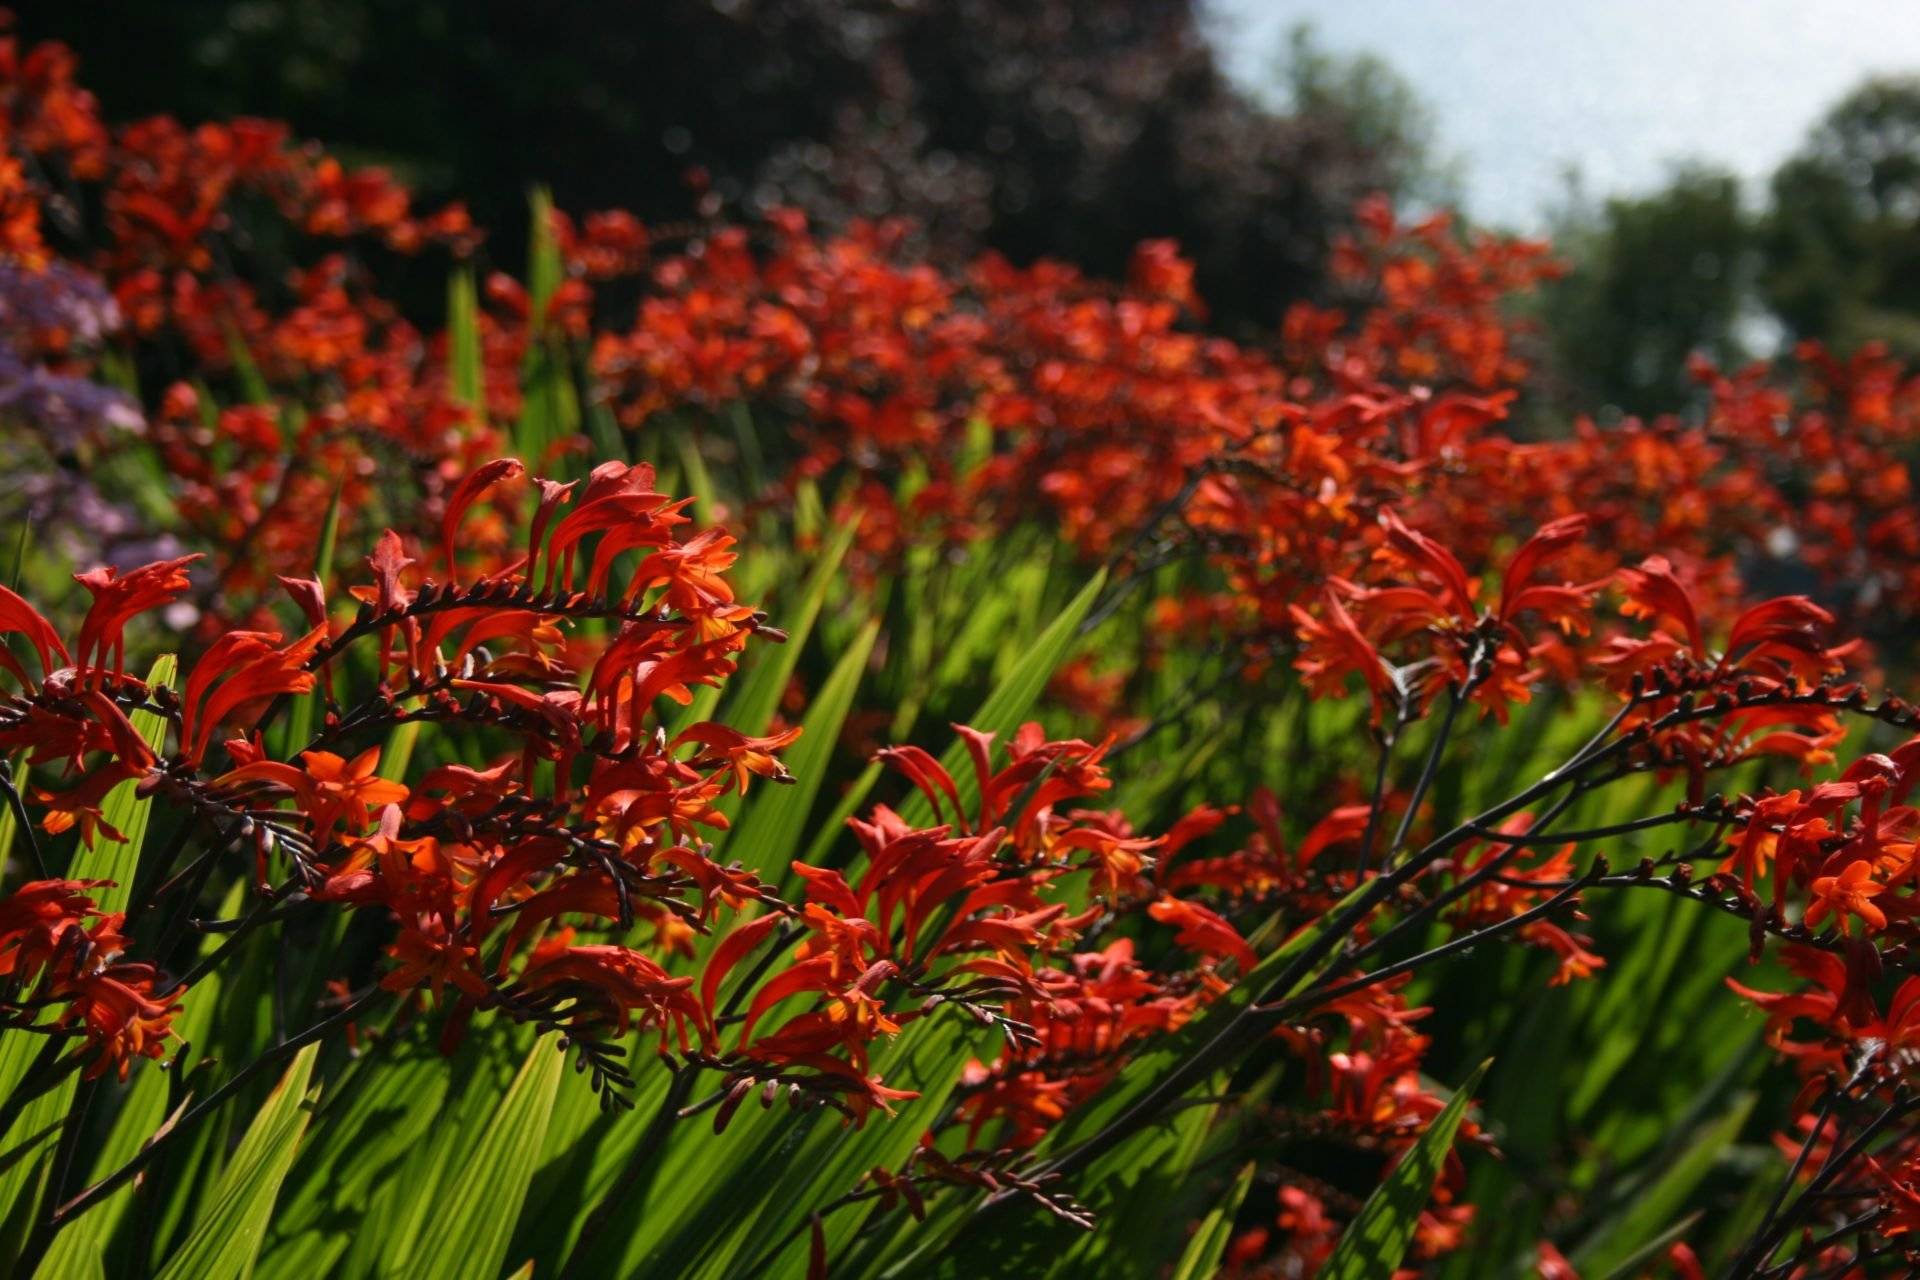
(14, 23), (1920, 674)
(13, 23), (1920, 1280)
(0, 878), (179, 1081)
(0, 449), (1498, 1276)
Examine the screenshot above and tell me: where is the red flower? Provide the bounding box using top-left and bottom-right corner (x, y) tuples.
(1148, 895), (1256, 970)
(0, 878), (108, 982)
(1805, 860), (1887, 936)
(58, 962), (183, 1080)
(0, 582), (70, 688)
(71, 555), (200, 683)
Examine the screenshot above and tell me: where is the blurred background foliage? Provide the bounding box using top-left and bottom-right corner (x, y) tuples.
(35, 1), (1920, 423)
(29, 0), (1425, 332)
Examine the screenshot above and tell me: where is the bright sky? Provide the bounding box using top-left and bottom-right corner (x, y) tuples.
(1208, 0), (1920, 227)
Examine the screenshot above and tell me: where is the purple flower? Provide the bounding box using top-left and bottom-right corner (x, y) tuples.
(0, 260), (123, 348)
(0, 261), (142, 449)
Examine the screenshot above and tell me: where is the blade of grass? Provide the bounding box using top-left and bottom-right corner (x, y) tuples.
(895, 568), (1105, 831)
(1170, 1162), (1257, 1280)
(400, 1036), (565, 1280)
(721, 617), (879, 881)
(1320, 1060), (1491, 1280)
(153, 1044), (322, 1280)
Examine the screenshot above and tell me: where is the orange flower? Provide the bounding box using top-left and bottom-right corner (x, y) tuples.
(1805, 860), (1888, 936)
(58, 962), (183, 1081)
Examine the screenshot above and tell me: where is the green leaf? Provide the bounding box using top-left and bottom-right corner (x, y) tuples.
(153, 1043), (322, 1280)
(0, 756), (23, 876)
(670, 1015), (983, 1280)
(1171, 1162), (1256, 1280)
(378, 718), (423, 784)
(525, 188), (562, 327)
(222, 322), (273, 408)
(84, 653), (177, 914)
(1320, 1060), (1491, 1280)
(40, 1049), (175, 1278)
(364, 1030), (526, 1277)
(674, 427), (718, 528)
(513, 188), (576, 470)
(255, 1030), (450, 1279)
(901, 890), (1367, 1280)
(1032, 880), (1367, 1173)
(670, 519), (855, 748)
(0, 657), (175, 1266)
(279, 487), (341, 758)
(726, 401), (768, 497)
(1592, 1213), (1703, 1280)
(1568, 1092), (1755, 1277)
(42, 878), (257, 1278)
(895, 567), (1105, 831)
(720, 519), (858, 740)
(4, 517), (25, 590)
(398, 1036), (564, 1280)
(799, 759), (883, 866)
(723, 617), (880, 882)
(448, 269), (485, 409)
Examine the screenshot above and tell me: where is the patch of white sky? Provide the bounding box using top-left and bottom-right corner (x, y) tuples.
(1207, 0), (1920, 229)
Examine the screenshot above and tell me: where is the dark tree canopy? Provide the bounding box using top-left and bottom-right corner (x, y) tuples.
(1540, 167), (1751, 417)
(1765, 76), (1920, 354)
(26, 0), (1428, 329)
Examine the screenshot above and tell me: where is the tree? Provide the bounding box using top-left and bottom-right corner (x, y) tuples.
(1538, 166), (1753, 417)
(1764, 76), (1920, 354)
(25, 1), (1433, 329)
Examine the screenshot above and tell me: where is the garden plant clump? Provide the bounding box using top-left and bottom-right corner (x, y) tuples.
(10, 24), (1920, 1279)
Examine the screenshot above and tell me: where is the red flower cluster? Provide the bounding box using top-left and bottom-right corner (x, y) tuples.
(0, 879), (180, 1080)
(0, 453), (785, 1086)
(17, 24), (1920, 1276)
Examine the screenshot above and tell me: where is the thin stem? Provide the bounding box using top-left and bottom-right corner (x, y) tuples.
(1746, 1079), (1844, 1275)
(1732, 1091), (1920, 1276)
(1033, 694), (1638, 1186)
(1259, 868), (1602, 1019)
(1354, 708), (1404, 881)
(125, 819), (197, 929)
(1109, 652), (1254, 762)
(1346, 781), (1588, 971)
(1504, 873), (1850, 955)
(1464, 806), (1709, 845)
(35, 1076), (99, 1242)
(0, 757), (48, 880)
(145, 843), (231, 970)
(156, 883), (296, 998)
(1386, 682), (1465, 862)
(1097, 467), (1207, 591)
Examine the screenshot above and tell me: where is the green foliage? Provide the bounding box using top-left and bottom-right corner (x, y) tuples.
(1540, 166), (1752, 416)
(724, 616), (880, 884)
(1321, 1061), (1490, 1280)
(0, 235), (1845, 1280)
(1171, 1161), (1256, 1280)
(1273, 23), (1448, 207)
(401, 1038), (565, 1280)
(154, 1043), (322, 1280)
(1765, 76), (1920, 353)
(1536, 71), (1920, 417)
(893, 567), (1106, 830)
(0, 655), (175, 1269)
